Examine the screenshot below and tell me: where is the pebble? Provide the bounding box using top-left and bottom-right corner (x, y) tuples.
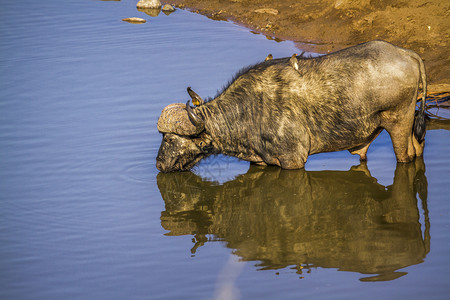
(122, 17), (147, 23)
(254, 8), (279, 15)
(162, 4), (175, 12)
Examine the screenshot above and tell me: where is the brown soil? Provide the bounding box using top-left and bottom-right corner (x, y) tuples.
(170, 0), (449, 93)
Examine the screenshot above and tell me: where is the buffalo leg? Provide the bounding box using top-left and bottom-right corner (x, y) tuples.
(383, 102), (417, 162)
(278, 157), (306, 169)
(349, 129), (382, 160)
(386, 111), (416, 162)
(278, 149), (308, 169)
(388, 130), (413, 162)
(412, 133), (425, 157)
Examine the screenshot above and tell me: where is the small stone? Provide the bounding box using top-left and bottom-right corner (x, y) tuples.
(136, 0), (161, 9)
(162, 4), (175, 12)
(254, 8), (279, 15)
(122, 17), (147, 24)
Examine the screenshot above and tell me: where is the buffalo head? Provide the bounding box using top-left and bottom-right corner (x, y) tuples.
(156, 89), (213, 172)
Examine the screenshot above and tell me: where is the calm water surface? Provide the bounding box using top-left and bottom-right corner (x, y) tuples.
(1, 0), (449, 299)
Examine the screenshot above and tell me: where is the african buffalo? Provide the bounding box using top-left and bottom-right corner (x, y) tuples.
(156, 40), (426, 172)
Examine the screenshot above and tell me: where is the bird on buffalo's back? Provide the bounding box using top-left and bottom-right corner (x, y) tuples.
(289, 53), (299, 71)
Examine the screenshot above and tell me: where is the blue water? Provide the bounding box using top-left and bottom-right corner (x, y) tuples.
(1, 0), (449, 299)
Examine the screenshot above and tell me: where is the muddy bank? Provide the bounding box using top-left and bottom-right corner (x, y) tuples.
(170, 0), (449, 93)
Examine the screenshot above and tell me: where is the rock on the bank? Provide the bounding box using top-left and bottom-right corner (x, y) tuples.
(162, 4), (175, 12)
(136, 0), (161, 9)
(254, 8), (279, 15)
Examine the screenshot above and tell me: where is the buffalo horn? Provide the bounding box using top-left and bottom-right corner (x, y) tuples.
(186, 101), (205, 135)
(187, 87), (204, 106)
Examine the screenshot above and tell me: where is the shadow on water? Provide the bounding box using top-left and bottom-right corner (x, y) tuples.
(157, 159), (430, 282)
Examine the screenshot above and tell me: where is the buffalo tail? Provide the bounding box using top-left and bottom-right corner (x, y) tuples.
(413, 54), (427, 143)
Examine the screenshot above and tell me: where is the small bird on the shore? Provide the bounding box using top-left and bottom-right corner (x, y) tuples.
(187, 87), (204, 106)
(265, 54), (273, 61)
(289, 53), (299, 71)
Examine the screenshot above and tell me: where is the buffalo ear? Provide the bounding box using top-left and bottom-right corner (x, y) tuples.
(187, 87), (204, 106)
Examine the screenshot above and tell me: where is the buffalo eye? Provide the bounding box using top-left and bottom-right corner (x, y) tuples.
(198, 140), (212, 152)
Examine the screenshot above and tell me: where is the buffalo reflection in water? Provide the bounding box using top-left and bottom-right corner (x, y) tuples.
(157, 159), (429, 282)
